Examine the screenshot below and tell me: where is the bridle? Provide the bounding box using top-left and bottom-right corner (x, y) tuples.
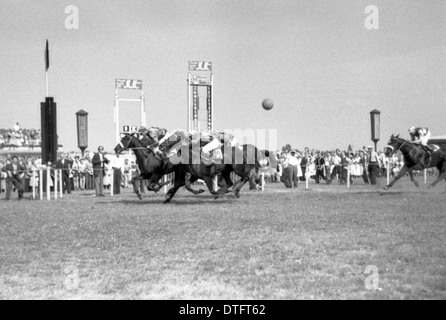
(386, 138), (407, 156)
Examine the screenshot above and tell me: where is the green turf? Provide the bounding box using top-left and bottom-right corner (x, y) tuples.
(0, 176), (445, 299)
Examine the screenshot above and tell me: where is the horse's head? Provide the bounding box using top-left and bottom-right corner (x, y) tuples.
(114, 133), (137, 154)
(385, 134), (405, 157)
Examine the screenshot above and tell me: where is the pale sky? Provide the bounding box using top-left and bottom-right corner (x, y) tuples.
(0, 0), (445, 152)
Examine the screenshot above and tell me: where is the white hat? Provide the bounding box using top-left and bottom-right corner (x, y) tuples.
(368, 145), (373, 149)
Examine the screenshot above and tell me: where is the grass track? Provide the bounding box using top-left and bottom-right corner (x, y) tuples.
(1, 177), (445, 299)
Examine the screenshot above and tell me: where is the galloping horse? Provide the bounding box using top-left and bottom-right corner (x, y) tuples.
(114, 133), (211, 202)
(114, 133), (175, 199)
(159, 130), (273, 201)
(383, 134), (446, 191)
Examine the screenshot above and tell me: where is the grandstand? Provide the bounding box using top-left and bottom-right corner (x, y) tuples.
(0, 123), (62, 158)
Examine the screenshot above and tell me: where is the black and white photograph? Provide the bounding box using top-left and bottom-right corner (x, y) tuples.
(0, 0), (445, 304)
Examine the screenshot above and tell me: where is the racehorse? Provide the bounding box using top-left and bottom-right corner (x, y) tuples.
(159, 130), (272, 200)
(383, 134), (446, 191)
(115, 132), (218, 202)
(114, 133), (174, 199)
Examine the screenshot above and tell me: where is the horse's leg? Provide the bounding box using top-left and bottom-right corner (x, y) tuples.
(131, 175), (144, 200)
(408, 170), (419, 188)
(164, 171), (185, 203)
(428, 162), (446, 189)
(383, 165), (410, 190)
(233, 175), (250, 198)
(184, 173), (206, 195)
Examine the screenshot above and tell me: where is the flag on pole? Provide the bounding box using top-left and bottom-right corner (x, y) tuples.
(45, 39), (49, 71)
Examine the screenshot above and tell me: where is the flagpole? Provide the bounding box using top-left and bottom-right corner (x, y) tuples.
(45, 71), (48, 98)
(45, 39), (49, 97)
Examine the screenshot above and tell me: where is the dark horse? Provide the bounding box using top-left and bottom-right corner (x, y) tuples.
(114, 133), (172, 199)
(114, 133), (206, 201)
(159, 130), (273, 202)
(383, 134), (446, 191)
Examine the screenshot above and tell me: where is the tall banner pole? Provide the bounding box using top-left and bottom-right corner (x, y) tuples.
(187, 74), (191, 132)
(141, 89), (146, 127)
(115, 88), (120, 145)
(211, 73), (214, 131)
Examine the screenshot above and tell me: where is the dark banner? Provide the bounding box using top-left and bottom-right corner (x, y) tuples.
(40, 97), (58, 164)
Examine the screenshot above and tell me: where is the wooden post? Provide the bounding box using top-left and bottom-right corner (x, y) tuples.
(347, 165), (350, 189)
(110, 169), (114, 196)
(261, 172), (265, 192)
(46, 166), (51, 200)
(39, 169), (43, 200)
(59, 170), (63, 198)
(32, 169), (36, 200)
(54, 168), (58, 200)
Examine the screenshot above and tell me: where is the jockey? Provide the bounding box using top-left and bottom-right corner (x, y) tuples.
(408, 126), (433, 153)
(138, 126), (168, 159)
(200, 129), (234, 158)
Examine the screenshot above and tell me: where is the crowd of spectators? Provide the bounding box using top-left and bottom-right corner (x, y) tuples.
(0, 123), (42, 148)
(250, 145), (437, 189)
(0, 153), (138, 196)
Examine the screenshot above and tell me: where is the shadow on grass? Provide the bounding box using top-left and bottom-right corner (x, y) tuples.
(97, 197), (237, 206)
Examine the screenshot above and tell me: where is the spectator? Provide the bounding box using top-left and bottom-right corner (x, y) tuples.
(123, 158), (132, 188)
(56, 153), (72, 194)
(78, 158), (86, 190)
(111, 154), (124, 194)
(1, 155), (25, 200)
(92, 146), (109, 197)
(328, 149), (342, 184)
(314, 150), (326, 184)
(366, 146), (382, 185)
(71, 156), (81, 191)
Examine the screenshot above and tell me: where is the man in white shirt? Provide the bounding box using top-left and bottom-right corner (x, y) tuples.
(328, 149), (342, 184)
(111, 154), (124, 194)
(285, 150), (299, 188)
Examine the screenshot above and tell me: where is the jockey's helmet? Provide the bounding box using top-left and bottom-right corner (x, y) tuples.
(408, 126), (416, 133)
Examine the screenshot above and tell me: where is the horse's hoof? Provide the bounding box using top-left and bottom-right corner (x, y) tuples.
(163, 199), (171, 204)
(137, 193), (143, 200)
(198, 189), (205, 193)
(383, 186), (389, 191)
(235, 192), (240, 198)
(214, 195), (219, 200)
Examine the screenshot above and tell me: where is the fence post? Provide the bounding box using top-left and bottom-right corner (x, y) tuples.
(59, 170), (63, 198)
(347, 165), (350, 189)
(54, 168), (58, 200)
(32, 169), (36, 200)
(39, 169), (43, 200)
(46, 167), (50, 201)
(261, 172), (265, 192)
(213, 175), (218, 192)
(424, 169), (427, 185)
(110, 169), (114, 197)
(387, 162), (390, 186)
